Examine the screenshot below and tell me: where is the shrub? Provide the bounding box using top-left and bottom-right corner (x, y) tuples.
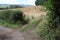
(0, 10), (28, 24)
(35, 0), (48, 6)
(35, 0), (56, 40)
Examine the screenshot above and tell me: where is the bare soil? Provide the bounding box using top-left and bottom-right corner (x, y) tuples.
(0, 26), (38, 40)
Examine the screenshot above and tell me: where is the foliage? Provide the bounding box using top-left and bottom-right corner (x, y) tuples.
(35, 0), (47, 6)
(9, 5), (23, 9)
(0, 10), (28, 25)
(35, 0), (59, 40)
(0, 19), (19, 29)
(22, 17), (43, 31)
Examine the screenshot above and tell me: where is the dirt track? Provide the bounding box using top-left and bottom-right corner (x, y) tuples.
(0, 26), (25, 40)
(0, 26), (38, 40)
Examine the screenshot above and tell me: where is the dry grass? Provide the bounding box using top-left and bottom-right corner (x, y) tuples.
(0, 6), (47, 19)
(21, 6), (46, 19)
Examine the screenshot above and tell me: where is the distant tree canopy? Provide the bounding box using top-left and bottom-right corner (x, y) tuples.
(35, 0), (47, 6)
(9, 5), (23, 9)
(0, 5), (23, 9)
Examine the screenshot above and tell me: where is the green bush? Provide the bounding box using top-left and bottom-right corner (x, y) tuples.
(35, 0), (48, 6)
(35, 0), (56, 40)
(0, 10), (28, 24)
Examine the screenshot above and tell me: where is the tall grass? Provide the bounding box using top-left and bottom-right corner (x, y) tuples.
(21, 17), (43, 31)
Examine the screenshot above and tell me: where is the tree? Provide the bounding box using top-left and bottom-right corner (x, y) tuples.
(35, 0), (60, 40)
(35, 0), (47, 6)
(51, 0), (60, 40)
(9, 5), (23, 9)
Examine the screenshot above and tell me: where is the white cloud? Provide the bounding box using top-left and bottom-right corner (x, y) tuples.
(0, 0), (20, 4)
(18, 0), (36, 5)
(0, 0), (36, 5)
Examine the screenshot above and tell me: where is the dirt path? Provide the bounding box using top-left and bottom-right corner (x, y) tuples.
(0, 26), (39, 40)
(0, 26), (25, 40)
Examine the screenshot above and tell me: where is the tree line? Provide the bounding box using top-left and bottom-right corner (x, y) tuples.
(35, 0), (60, 40)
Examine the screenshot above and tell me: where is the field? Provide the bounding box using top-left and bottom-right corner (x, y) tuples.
(10, 6), (46, 18)
(0, 6), (47, 28)
(0, 6), (46, 18)
(0, 6), (47, 40)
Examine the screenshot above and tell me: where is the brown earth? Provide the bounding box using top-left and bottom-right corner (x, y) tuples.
(0, 26), (39, 40)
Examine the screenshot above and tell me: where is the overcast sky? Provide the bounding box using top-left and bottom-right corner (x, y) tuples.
(0, 0), (36, 5)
